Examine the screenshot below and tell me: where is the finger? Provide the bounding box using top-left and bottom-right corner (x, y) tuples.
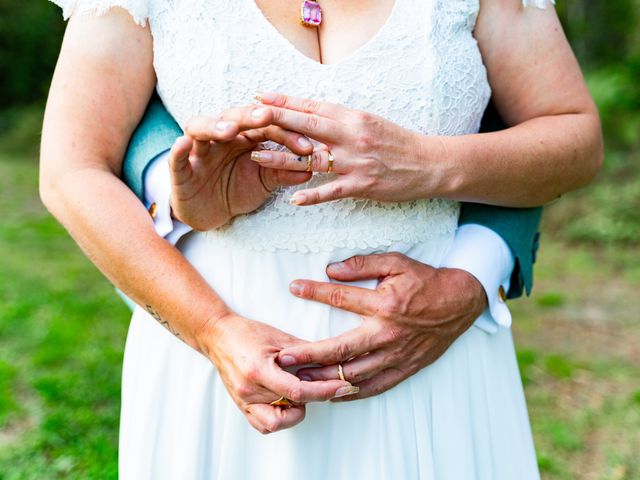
(184, 106), (274, 142)
(289, 279), (378, 316)
(260, 363), (354, 404)
(184, 115), (239, 142)
(296, 350), (388, 385)
(277, 326), (375, 367)
(259, 167), (312, 191)
(193, 139), (211, 158)
(331, 367), (406, 402)
(244, 408), (269, 434)
(325, 253), (412, 282)
(288, 179), (354, 206)
(267, 106), (346, 144)
(250, 148), (349, 174)
(246, 403), (306, 434)
(256, 92), (347, 120)
(168, 135), (194, 186)
(243, 126), (314, 156)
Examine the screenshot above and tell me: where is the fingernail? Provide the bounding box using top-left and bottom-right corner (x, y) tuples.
(335, 386), (360, 398)
(250, 151), (272, 162)
(289, 281), (303, 296)
(255, 92), (277, 103)
(251, 107), (269, 120)
(297, 137), (313, 149)
(280, 355), (296, 366)
(299, 374), (312, 382)
(215, 121), (233, 132)
(289, 193), (306, 206)
(328, 262), (345, 272)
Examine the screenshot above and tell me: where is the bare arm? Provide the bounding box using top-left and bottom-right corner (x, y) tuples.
(40, 9), (353, 433)
(39, 9), (225, 350)
(435, 0), (603, 206)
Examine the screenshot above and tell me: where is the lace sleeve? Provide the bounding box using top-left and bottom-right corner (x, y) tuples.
(48, 0), (149, 26)
(522, 0), (555, 8)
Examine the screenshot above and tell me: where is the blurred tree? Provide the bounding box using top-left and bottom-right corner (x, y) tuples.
(0, 1), (64, 109)
(557, 0), (639, 68)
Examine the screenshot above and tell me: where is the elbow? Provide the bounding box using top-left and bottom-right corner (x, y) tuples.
(39, 170), (56, 214)
(39, 160), (66, 220)
(533, 115), (604, 208)
(576, 114), (605, 189)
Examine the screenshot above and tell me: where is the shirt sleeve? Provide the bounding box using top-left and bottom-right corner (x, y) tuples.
(441, 224), (515, 334)
(144, 151), (192, 245)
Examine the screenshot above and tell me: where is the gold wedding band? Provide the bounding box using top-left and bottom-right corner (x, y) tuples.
(306, 155), (313, 172)
(270, 396), (293, 407)
(337, 363), (346, 382)
(327, 151), (334, 173)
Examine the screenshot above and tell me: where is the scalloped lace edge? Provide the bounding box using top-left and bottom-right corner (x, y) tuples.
(48, 1), (148, 26)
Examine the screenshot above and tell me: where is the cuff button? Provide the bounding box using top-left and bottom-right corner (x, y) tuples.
(498, 286), (507, 303)
(148, 202), (158, 219)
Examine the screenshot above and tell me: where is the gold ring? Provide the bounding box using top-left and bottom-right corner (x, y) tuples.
(327, 151), (334, 173)
(337, 363), (346, 382)
(305, 155), (313, 172)
(270, 396), (293, 407)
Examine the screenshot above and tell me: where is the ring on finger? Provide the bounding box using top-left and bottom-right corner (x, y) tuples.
(305, 155), (313, 172)
(337, 363), (346, 382)
(327, 151), (335, 173)
(270, 396), (293, 407)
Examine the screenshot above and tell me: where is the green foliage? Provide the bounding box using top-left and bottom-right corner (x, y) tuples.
(0, 2), (65, 109)
(557, 0), (639, 69)
(587, 62), (640, 151)
(544, 354), (576, 380)
(536, 292), (566, 308)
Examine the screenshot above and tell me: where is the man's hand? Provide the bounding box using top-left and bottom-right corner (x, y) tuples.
(276, 253), (487, 400)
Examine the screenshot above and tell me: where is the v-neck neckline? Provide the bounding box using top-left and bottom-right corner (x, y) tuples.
(245, 0), (401, 68)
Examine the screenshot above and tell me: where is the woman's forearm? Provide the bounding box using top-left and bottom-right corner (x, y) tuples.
(423, 110), (603, 207)
(40, 165), (228, 356)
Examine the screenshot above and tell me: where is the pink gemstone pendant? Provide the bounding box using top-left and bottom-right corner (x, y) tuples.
(300, 0), (322, 27)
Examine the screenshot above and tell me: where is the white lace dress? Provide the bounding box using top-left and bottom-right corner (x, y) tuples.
(51, 0), (551, 478)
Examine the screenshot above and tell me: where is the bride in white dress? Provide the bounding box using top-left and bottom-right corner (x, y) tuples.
(41, 0), (602, 478)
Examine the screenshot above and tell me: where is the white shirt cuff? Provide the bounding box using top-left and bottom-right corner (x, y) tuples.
(442, 224), (515, 333)
(143, 151), (192, 245)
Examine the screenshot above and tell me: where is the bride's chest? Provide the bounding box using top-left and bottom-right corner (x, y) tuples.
(149, 0), (491, 136)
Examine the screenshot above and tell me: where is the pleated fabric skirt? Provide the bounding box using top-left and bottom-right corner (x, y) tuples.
(119, 230), (540, 480)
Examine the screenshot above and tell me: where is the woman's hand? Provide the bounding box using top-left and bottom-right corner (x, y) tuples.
(169, 106), (315, 231)
(249, 92), (439, 206)
(200, 312), (358, 434)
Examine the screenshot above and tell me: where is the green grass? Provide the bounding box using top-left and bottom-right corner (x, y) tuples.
(1, 115), (639, 478)
(0, 152), (130, 479)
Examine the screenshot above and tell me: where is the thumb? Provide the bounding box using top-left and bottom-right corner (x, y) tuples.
(169, 135), (194, 186)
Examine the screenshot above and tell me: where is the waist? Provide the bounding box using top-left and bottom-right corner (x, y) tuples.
(203, 197), (460, 253)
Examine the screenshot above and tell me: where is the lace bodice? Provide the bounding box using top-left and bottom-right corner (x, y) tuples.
(51, 0), (552, 253)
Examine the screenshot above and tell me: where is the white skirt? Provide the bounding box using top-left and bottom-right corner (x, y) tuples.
(119, 230), (540, 480)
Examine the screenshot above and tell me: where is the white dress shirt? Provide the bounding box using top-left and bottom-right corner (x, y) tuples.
(143, 152), (514, 333)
